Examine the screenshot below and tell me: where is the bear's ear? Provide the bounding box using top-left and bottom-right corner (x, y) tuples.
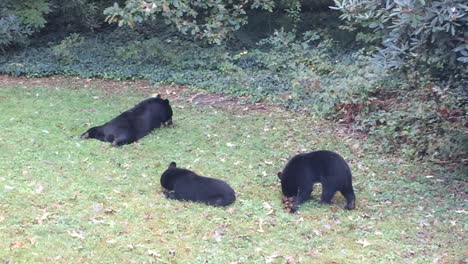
(277, 172), (282, 179)
(156, 94), (161, 98)
(169, 162), (177, 168)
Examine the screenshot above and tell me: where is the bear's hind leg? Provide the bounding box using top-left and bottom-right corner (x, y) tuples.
(111, 135), (131, 146)
(319, 185), (336, 205)
(340, 187), (356, 210)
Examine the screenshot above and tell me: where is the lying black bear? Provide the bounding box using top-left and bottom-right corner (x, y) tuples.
(278, 150), (356, 212)
(160, 162), (236, 207)
(81, 95), (173, 146)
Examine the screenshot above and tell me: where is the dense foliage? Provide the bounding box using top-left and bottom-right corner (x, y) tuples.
(0, 0), (120, 51)
(103, 0), (275, 44)
(333, 0), (467, 80)
(0, 0), (466, 177)
(0, 0), (48, 50)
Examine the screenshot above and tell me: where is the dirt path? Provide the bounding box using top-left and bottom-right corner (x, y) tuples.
(0, 75), (270, 111)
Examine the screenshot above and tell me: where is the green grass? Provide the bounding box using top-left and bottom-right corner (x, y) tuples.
(0, 83), (466, 263)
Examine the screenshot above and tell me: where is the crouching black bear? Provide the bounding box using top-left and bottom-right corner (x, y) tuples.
(160, 162), (236, 207)
(278, 150), (356, 213)
(81, 95), (173, 146)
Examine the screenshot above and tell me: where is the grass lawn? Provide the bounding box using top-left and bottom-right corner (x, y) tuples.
(0, 80), (466, 263)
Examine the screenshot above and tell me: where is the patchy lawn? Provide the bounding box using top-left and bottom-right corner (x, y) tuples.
(0, 78), (466, 263)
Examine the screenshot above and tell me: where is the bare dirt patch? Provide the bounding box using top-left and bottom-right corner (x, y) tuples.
(0, 75), (271, 112)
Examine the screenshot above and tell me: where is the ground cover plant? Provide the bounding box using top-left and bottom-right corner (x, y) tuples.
(0, 82), (466, 263)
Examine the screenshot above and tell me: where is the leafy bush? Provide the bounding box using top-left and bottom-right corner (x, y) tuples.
(0, 0), (45, 52)
(52, 33), (85, 63)
(332, 0), (467, 78)
(103, 0), (275, 44)
(7, 0), (50, 31)
(114, 38), (176, 64)
(331, 0), (467, 172)
(46, 0), (121, 32)
(0, 14), (32, 52)
(358, 80), (467, 175)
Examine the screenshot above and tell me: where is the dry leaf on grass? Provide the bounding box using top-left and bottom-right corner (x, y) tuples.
(356, 239), (371, 248)
(10, 241), (28, 249)
(35, 183), (44, 194)
(312, 229), (322, 237)
(67, 230), (85, 240)
(265, 251), (280, 264)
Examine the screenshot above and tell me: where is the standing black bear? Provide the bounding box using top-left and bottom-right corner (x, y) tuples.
(160, 162), (236, 207)
(278, 150), (356, 212)
(81, 95), (173, 146)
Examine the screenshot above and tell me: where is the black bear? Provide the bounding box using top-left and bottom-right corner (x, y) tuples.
(81, 95), (173, 146)
(278, 150), (356, 213)
(160, 162), (236, 207)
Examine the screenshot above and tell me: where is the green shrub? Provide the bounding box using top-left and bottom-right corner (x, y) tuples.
(51, 33), (85, 63)
(332, 0), (467, 79)
(7, 0), (50, 31)
(0, 14), (32, 52)
(358, 81), (467, 173)
(0, 0), (44, 52)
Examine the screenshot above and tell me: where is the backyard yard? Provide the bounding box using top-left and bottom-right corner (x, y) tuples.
(0, 78), (465, 263)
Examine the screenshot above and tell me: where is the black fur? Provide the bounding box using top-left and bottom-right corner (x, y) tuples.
(278, 150), (356, 212)
(160, 162), (236, 207)
(81, 95), (173, 146)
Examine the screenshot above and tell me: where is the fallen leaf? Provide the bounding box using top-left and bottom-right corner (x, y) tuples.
(263, 202), (272, 210)
(266, 209), (275, 215)
(104, 209), (116, 214)
(356, 239), (371, 248)
(143, 214), (153, 220)
(307, 249), (320, 257)
(265, 251), (280, 264)
(312, 229), (322, 237)
(419, 219), (430, 227)
(147, 249), (160, 257)
(35, 212), (52, 225)
(10, 241), (28, 249)
(92, 203), (103, 213)
(257, 218), (264, 233)
(67, 230), (85, 240)
(35, 183), (44, 194)
(213, 230), (223, 242)
(293, 217), (304, 226)
(26, 237), (36, 245)
(89, 217), (105, 224)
